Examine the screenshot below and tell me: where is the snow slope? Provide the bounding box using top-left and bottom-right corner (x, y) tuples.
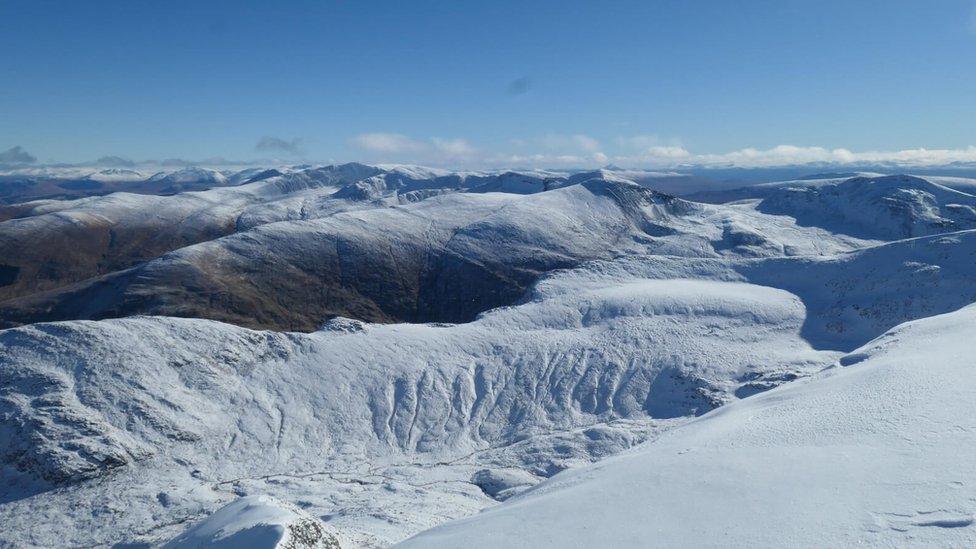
(756, 175), (976, 239)
(82, 168), (148, 183)
(0, 164), (575, 307)
(4, 220), (973, 546)
(400, 302), (976, 548)
(2, 168), (976, 548)
(0, 177), (871, 331)
(163, 495), (341, 549)
(513, 226), (976, 351)
(0, 163), (442, 303)
(9, 166), (921, 326)
(146, 167), (228, 186)
(566, 167), (742, 196)
(0, 165), (258, 205)
(0, 273), (836, 547)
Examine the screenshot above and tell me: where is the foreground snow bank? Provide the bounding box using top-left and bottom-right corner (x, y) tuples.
(164, 495), (341, 549)
(400, 303), (976, 548)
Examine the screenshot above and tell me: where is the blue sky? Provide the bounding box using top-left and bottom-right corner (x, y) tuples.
(3, 0), (976, 168)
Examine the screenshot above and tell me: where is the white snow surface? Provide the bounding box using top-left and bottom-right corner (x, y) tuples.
(755, 175), (976, 239)
(163, 495), (340, 549)
(401, 302), (976, 548)
(145, 167), (228, 185)
(0, 274), (837, 547)
(82, 168), (148, 182)
(2, 167), (976, 548)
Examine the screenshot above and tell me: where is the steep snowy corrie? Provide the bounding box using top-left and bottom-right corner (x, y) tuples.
(0, 275), (835, 546)
(400, 303), (976, 548)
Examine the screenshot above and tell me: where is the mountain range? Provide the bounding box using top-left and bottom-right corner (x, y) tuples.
(1, 163), (975, 547)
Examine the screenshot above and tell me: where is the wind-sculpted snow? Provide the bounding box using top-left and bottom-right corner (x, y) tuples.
(0, 275), (835, 546)
(401, 302), (976, 548)
(532, 227), (976, 351)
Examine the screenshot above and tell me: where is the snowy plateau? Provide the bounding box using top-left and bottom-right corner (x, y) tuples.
(1, 164), (976, 548)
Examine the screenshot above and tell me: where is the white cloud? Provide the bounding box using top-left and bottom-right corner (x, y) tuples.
(350, 133), (477, 165)
(616, 135), (664, 150)
(645, 146), (691, 159)
(350, 132), (610, 167)
(614, 134), (689, 152)
(431, 138), (475, 156)
(535, 134), (601, 153)
(349, 132), (976, 170)
(495, 134), (606, 166)
(351, 133), (428, 154)
(572, 135), (601, 153)
(685, 145), (976, 167)
(617, 144), (976, 168)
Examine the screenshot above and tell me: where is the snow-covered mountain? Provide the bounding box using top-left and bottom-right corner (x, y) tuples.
(82, 168), (148, 183)
(2, 165), (976, 548)
(0, 163), (405, 304)
(0, 269), (837, 546)
(146, 167), (228, 185)
(0, 165), (258, 205)
(0, 174), (876, 331)
(755, 175), (976, 239)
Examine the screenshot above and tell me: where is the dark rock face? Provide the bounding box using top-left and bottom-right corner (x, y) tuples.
(0, 265), (18, 287)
